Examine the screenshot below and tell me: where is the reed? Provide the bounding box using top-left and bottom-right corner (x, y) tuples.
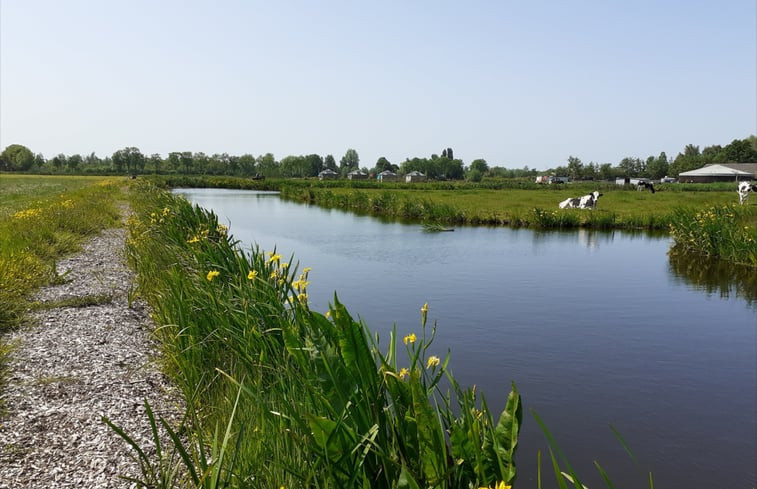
(114, 180), (522, 487)
(669, 204), (757, 266)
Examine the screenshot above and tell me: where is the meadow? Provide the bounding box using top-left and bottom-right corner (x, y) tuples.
(0, 174), (123, 391)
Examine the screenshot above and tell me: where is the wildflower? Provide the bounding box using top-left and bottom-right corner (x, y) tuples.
(267, 253), (282, 264)
(303, 267), (312, 273)
(270, 271), (278, 279)
(426, 356), (440, 369)
(281, 262), (289, 269)
(398, 368), (409, 380)
(477, 483), (511, 489)
(187, 236), (200, 244)
(325, 310), (331, 318)
(217, 224), (228, 233)
(247, 270), (258, 280)
(421, 302), (428, 314)
(403, 333), (417, 345)
(297, 292), (308, 303)
(206, 270), (220, 281)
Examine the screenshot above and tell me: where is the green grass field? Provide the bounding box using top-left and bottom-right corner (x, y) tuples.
(0, 174), (123, 334)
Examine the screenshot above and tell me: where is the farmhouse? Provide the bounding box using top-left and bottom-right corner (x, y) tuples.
(377, 170), (399, 182)
(318, 169), (338, 180)
(347, 170), (368, 180)
(405, 171), (427, 183)
(677, 163), (757, 183)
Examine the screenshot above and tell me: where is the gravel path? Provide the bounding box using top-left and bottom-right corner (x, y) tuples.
(0, 227), (181, 488)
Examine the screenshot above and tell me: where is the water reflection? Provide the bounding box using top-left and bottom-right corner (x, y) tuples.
(668, 250), (757, 304)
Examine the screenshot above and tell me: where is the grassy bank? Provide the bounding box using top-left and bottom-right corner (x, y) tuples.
(0, 174), (123, 391)
(119, 180), (522, 488)
(279, 185), (740, 230)
(147, 174), (744, 230)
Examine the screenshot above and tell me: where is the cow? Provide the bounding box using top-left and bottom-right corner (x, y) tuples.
(559, 191), (602, 209)
(637, 181), (655, 193)
(738, 181), (757, 205)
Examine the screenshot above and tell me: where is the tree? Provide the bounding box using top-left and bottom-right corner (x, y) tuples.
(466, 168), (483, 182)
(149, 153), (163, 174)
(67, 154), (83, 171)
(324, 154), (337, 171)
(447, 147), (453, 159)
(257, 153), (279, 177)
(374, 156), (395, 173)
(469, 158), (488, 174)
(0, 144), (35, 171)
(304, 154), (324, 177)
(339, 149), (359, 172)
(238, 154), (256, 175)
(721, 138), (757, 162)
(598, 163), (614, 180)
(112, 147), (144, 174)
(646, 152), (669, 179)
(566, 156), (583, 180)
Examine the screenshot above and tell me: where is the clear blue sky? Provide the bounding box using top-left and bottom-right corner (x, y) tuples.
(1, 0), (755, 170)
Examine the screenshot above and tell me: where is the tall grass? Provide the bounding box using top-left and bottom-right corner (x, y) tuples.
(116, 180), (522, 488)
(669, 204), (757, 266)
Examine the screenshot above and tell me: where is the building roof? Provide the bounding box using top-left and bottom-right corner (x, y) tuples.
(318, 169), (338, 175)
(406, 171), (425, 176)
(678, 164), (754, 177)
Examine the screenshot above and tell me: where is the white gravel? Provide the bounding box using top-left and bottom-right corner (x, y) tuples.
(0, 227), (182, 488)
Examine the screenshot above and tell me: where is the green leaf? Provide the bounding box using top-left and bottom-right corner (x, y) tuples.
(397, 464), (422, 489)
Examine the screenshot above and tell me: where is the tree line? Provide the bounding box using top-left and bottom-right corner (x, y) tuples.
(542, 136), (757, 181)
(1, 136), (755, 180)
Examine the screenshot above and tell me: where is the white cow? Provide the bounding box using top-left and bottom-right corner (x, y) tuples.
(559, 191), (602, 209)
(738, 181), (757, 205)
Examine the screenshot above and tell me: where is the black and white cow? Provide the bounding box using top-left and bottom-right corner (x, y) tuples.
(559, 191), (603, 209)
(738, 181), (757, 205)
(637, 181), (655, 193)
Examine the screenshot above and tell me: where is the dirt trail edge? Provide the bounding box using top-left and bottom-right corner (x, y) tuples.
(0, 227), (182, 488)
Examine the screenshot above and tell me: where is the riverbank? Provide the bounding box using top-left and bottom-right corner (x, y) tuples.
(0, 226), (181, 488)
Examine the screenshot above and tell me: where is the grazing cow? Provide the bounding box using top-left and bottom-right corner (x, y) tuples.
(559, 191), (602, 209)
(637, 181), (655, 193)
(738, 181), (757, 205)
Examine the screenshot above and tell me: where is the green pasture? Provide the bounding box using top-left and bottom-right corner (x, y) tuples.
(0, 174), (122, 356)
(0, 174), (111, 219)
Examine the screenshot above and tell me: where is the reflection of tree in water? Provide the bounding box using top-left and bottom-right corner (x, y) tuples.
(668, 250), (757, 304)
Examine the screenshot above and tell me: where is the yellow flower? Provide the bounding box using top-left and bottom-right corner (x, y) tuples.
(267, 253), (282, 264)
(187, 236), (200, 244)
(217, 224), (228, 233)
(297, 292), (308, 303)
(303, 267), (312, 274)
(478, 482), (511, 489)
(403, 333), (417, 345)
(270, 271), (278, 279)
(325, 310), (331, 318)
(281, 262), (289, 270)
(421, 302), (428, 314)
(426, 356), (440, 369)
(247, 270), (258, 280)
(398, 368), (409, 380)
(206, 270), (220, 281)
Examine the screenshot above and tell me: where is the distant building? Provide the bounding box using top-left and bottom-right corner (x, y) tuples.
(405, 171), (427, 183)
(318, 169), (338, 180)
(537, 175), (568, 184)
(347, 170), (368, 180)
(377, 170), (399, 182)
(677, 163), (757, 183)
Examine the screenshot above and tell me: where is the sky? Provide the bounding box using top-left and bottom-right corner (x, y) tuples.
(1, 1), (755, 170)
